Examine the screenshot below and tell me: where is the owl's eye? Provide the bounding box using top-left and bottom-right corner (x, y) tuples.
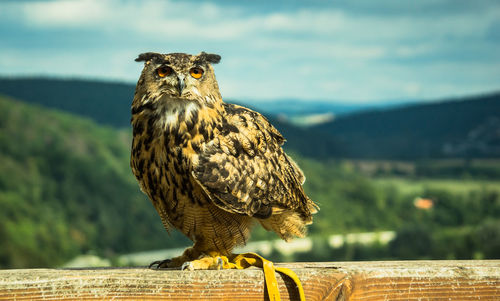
(190, 67), (204, 79)
(156, 66), (173, 78)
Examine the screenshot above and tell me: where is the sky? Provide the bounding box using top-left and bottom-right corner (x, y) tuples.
(1, 0), (499, 103)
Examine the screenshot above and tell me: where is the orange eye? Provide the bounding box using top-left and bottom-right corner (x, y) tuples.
(156, 66), (173, 77)
(190, 67), (204, 79)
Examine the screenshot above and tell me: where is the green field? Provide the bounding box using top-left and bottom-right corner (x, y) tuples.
(373, 177), (500, 195)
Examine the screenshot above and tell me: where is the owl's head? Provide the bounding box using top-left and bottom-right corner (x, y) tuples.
(134, 51), (221, 105)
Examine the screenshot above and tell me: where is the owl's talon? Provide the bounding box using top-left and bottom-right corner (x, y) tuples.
(181, 261), (194, 271)
(149, 259), (171, 269)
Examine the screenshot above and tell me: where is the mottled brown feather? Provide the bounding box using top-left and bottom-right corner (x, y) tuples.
(130, 52), (318, 261)
(193, 103), (312, 220)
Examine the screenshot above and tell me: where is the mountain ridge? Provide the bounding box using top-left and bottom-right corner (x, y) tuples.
(312, 92), (500, 159)
(1, 77), (498, 159)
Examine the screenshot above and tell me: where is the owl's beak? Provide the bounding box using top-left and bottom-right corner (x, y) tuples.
(177, 74), (185, 95)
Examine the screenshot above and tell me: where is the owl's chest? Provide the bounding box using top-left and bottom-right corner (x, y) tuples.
(131, 119), (210, 211)
(132, 131), (189, 190)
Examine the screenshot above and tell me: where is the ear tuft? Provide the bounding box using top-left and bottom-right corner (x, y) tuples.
(135, 52), (163, 62)
(200, 52), (221, 64)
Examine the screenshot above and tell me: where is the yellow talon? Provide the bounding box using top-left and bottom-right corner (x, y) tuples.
(178, 252), (305, 301)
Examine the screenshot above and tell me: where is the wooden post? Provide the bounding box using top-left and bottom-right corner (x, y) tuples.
(0, 260), (498, 300)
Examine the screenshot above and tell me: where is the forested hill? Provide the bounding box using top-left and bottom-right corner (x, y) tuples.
(0, 95), (190, 268)
(311, 92), (500, 159)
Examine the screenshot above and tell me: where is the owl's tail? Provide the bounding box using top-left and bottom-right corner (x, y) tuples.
(258, 210), (308, 242)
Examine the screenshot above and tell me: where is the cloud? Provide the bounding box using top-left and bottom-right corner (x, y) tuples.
(1, 0), (499, 102)
(20, 0), (246, 39)
(22, 0), (109, 27)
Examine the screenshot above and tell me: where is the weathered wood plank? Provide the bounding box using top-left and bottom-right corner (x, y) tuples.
(0, 260), (498, 300)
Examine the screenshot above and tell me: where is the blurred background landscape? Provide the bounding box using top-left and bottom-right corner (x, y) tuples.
(0, 0), (499, 268)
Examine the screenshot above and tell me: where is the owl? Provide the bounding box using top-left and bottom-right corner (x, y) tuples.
(130, 51), (318, 269)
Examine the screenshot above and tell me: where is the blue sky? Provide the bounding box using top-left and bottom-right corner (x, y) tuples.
(1, 0), (499, 103)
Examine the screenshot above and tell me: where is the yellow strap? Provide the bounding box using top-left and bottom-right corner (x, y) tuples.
(275, 266), (306, 301)
(220, 252), (305, 301)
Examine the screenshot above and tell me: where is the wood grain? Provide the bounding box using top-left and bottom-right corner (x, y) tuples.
(0, 260), (498, 300)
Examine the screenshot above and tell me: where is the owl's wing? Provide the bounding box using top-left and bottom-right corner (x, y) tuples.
(192, 103), (311, 219)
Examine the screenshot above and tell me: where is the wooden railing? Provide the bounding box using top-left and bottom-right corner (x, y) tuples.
(0, 260), (498, 300)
